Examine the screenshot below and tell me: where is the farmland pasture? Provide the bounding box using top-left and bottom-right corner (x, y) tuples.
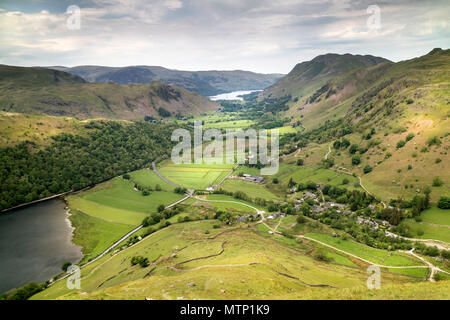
(128, 169), (175, 191)
(304, 233), (425, 267)
(220, 179), (281, 201)
(157, 162), (234, 190)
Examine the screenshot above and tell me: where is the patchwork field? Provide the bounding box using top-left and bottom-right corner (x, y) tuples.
(32, 220), (419, 300)
(157, 162), (234, 190)
(66, 174), (185, 261)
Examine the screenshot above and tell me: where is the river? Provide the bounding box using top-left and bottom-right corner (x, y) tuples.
(209, 90), (262, 101)
(0, 199), (82, 293)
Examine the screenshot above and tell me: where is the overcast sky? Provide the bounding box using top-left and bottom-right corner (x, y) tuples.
(0, 0), (449, 73)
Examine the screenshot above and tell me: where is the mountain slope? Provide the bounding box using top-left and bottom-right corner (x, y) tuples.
(0, 65), (219, 120)
(282, 48), (449, 202)
(50, 65), (284, 96)
(262, 53), (390, 101)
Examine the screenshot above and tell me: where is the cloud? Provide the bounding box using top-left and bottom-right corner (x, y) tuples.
(0, 0), (449, 73)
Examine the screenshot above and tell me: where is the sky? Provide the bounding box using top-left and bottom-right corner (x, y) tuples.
(0, 0), (449, 74)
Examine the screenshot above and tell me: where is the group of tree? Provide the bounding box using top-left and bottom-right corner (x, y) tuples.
(0, 121), (177, 210)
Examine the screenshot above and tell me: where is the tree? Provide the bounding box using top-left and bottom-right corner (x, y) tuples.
(363, 165), (372, 174)
(396, 140), (406, 149)
(351, 155), (361, 165)
(155, 184), (162, 191)
(272, 178), (279, 184)
(61, 262), (71, 272)
(437, 196), (450, 209)
(157, 204), (165, 213)
(423, 186), (431, 209)
(296, 158), (304, 166)
(123, 173), (131, 180)
(349, 144), (359, 154)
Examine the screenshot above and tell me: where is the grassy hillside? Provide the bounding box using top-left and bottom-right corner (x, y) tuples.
(51, 65), (284, 96)
(32, 220), (423, 300)
(278, 49), (449, 203)
(0, 65), (219, 120)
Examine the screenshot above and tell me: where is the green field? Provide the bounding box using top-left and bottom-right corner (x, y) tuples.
(305, 233), (425, 267)
(69, 178), (183, 224)
(70, 209), (134, 263)
(129, 169), (175, 191)
(419, 207), (450, 226)
(204, 119), (256, 130)
(400, 219), (450, 243)
(220, 179), (281, 201)
(268, 126), (298, 135)
(158, 163), (234, 190)
(191, 194), (264, 214)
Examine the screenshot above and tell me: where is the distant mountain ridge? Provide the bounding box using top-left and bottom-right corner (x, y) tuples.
(262, 53), (390, 100)
(49, 65), (284, 96)
(0, 65), (219, 120)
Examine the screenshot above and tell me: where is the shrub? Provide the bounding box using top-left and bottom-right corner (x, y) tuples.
(407, 164), (412, 170)
(296, 158), (304, 166)
(349, 144), (359, 154)
(435, 158), (442, 164)
(272, 178), (279, 184)
(437, 196), (450, 209)
(123, 173), (131, 180)
(61, 262), (72, 272)
(342, 178), (349, 185)
(363, 165), (373, 174)
(351, 155), (361, 165)
(427, 136), (441, 147)
(432, 177), (443, 187)
(406, 133), (415, 141)
(396, 140), (406, 149)
(313, 249), (332, 262)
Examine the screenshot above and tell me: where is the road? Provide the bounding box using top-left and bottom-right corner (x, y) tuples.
(151, 161), (182, 188)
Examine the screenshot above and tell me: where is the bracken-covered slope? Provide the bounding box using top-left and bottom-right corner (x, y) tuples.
(50, 65), (284, 96)
(0, 65), (219, 120)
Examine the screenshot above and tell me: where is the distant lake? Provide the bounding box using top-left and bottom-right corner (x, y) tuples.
(209, 90), (262, 101)
(0, 199), (82, 293)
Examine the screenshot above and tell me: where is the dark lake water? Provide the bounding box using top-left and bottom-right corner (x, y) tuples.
(0, 199), (82, 293)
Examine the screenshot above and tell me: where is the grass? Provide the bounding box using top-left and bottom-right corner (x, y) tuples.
(158, 162), (234, 190)
(80, 178), (183, 215)
(267, 126), (298, 135)
(400, 219), (450, 243)
(419, 207), (450, 226)
(305, 233), (424, 267)
(32, 221), (418, 300)
(220, 179), (281, 201)
(188, 194), (263, 215)
(128, 169), (175, 191)
(69, 209), (134, 263)
(203, 119), (256, 130)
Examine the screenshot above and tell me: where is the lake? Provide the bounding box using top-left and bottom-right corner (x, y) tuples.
(209, 90), (262, 101)
(0, 199), (82, 293)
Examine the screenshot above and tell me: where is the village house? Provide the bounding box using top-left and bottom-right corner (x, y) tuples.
(357, 216), (379, 230)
